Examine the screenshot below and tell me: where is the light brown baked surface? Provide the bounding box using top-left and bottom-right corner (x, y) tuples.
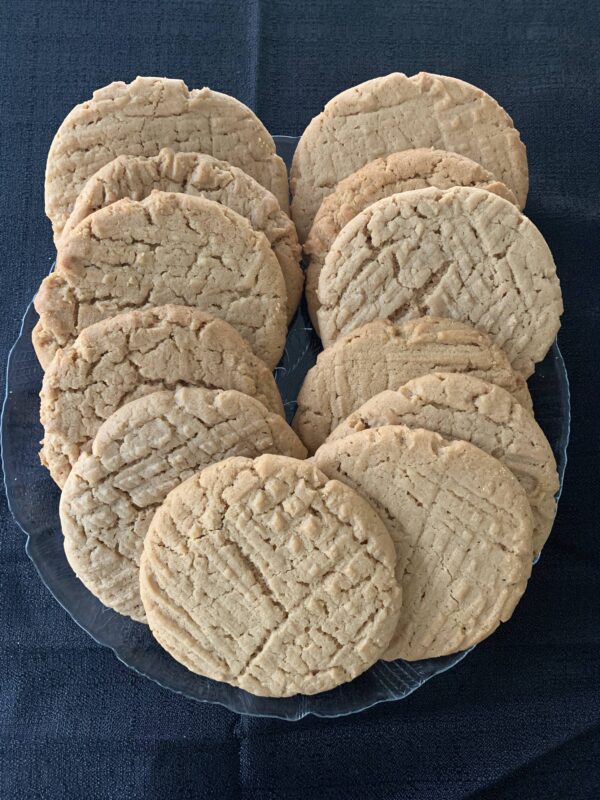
(45, 76), (289, 237)
(139, 454), (402, 696)
(40, 305), (284, 487)
(61, 149), (302, 319)
(328, 372), (558, 554)
(317, 186), (562, 376)
(291, 72), (528, 240)
(60, 388), (306, 621)
(34, 191), (287, 369)
(315, 426), (533, 661)
(304, 148), (517, 331)
(292, 317), (532, 454)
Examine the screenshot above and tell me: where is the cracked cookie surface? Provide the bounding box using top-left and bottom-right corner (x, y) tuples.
(60, 388), (306, 622)
(291, 72), (528, 241)
(34, 191), (287, 369)
(61, 149), (302, 319)
(292, 317), (532, 454)
(317, 186), (562, 376)
(45, 76), (289, 237)
(304, 148), (517, 331)
(139, 454), (402, 697)
(328, 372), (558, 555)
(40, 305), (284, 487)
(314, 426), (533, 661)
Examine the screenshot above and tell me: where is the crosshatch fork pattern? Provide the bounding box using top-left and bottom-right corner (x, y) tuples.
(0, 136), (570, 719)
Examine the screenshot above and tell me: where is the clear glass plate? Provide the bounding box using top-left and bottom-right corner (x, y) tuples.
(1, 136), (570, 720)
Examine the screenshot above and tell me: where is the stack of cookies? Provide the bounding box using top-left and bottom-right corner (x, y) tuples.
(34, 73), (562, 699)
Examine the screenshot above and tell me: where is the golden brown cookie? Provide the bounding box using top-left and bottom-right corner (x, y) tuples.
(45, 76), (289, 238)
(34, 191), (287, 369)
(61, 150), (302, 319)
(292, 317), (532, 454)
(304, 149), (517, 331)
(316, 186), (562, 376)
(39, 305), (284, 487)
(328, 372), (558, 554)
(60, 388), (306, 621)
(291, 72), (528, 240)
(314, 426), (533, 661)
(140, 454), (402, 696)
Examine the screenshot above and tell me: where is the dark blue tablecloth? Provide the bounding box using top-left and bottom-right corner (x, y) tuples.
(1, 2), (599, 798)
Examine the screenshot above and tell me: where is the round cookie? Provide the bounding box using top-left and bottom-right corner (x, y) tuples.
(45, 76), (289, 238)
(139, 454), (402, 697)
(61, 149), (303, 319)
(40, 305), (284, 487)
(304, 148), (517, 331)
(60, 387), (307, 622)
(328, 372), (559, 555)
(34, 191), (288, 369)
(291, 72), (528, 241)
(317, 186), (562, 376)
(314, 426), (533, 661)
(292, 317), (533, 455)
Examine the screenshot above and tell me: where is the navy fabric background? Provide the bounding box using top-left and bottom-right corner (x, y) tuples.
(1, 1), (599, 798)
